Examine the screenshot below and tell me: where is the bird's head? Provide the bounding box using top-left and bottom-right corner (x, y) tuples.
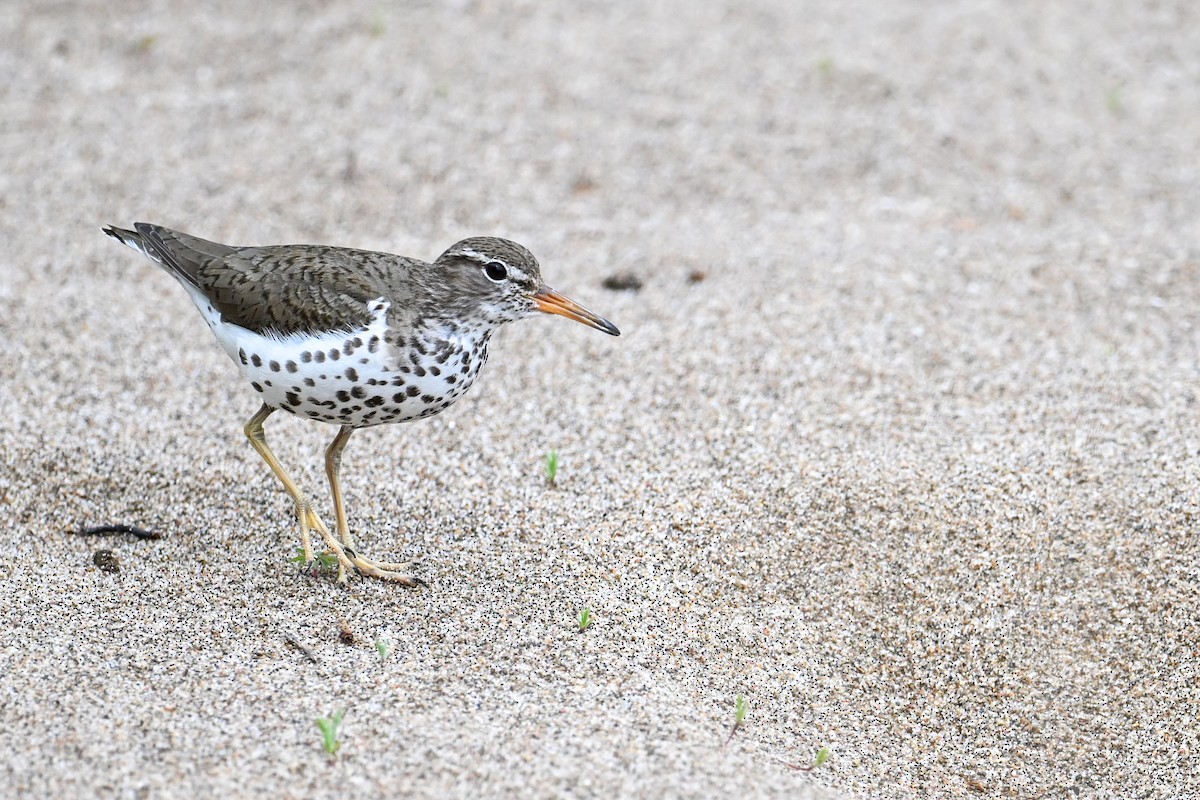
(432, 237), (620, 336)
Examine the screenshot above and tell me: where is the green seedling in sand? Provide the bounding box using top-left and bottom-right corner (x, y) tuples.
(545, 449), (559, 485)
(290, 547), (338, 575)
(778, 746), (832, 772)
(724, 695), (748, 745)
(316, 709), (346, 758)
(577, 607), (593, 631)
(375, 637), (391, 660)
(1106, 87), (1122, 115)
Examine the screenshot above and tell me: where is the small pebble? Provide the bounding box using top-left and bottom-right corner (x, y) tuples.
(601, 273), (643, 291)
(92, 550), (120, 573)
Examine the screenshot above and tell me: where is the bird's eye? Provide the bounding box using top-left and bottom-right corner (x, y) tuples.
(483, 261), (508, 282)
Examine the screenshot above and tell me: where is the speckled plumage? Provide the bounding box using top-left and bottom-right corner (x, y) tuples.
(104, 222), (619, 585)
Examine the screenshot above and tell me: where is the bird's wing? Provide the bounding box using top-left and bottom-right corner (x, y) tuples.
(133, 223), (405, 337)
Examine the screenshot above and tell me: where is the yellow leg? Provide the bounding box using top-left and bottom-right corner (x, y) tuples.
(244, 404), (355, 581)
(324, 424), (422, 586)
(325, 425), (356, 552)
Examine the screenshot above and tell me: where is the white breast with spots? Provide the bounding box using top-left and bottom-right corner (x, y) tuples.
(180, 285), (487, 427)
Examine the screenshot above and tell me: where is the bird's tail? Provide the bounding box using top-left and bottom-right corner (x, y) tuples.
(102, 224), (162, 265)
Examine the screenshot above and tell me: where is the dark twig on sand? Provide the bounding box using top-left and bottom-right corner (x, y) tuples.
(77, 524), (162, 540)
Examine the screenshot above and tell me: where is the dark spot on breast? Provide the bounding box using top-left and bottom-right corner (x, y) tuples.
(441, 400), (451, 409)
(399, 366), (411, 374)
(286, 361), (298, 373)
(406, 385), (420, 397)
(393, 393), (406, 403)
(430, 366), (441, 376)
(286, 392), (301, 406)
(280, 405), (296, 414)
(263, 380), (272, 387)
(421, 394), (436, 404)
(251, 354), (262, 367)
(345, 367), (358, 382)
(335, 390), (350, 402)
(315, 351), (326, 363)
(351, 386), (366, 399)
(251, 382), (263, 393)
(307, 411), (321, 418)
(414, 366), (426, 377)
(364, 396), (384, 408)
(329, 348), (340, 361)
(238, 348), (248, 365)
(360, 357), (370, 364)
(269, 360), (280, 372)
(391, 377), (405, 386)
(301, 351), (312, 363)
(460, 365), (469, 374)
(304, 377), (315, 387)
(447, 375), (457, 384)
(368, 336), (380, 353)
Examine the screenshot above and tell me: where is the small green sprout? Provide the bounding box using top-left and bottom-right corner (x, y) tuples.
(577, 607), (592, 631)
(369, 6), (386, 37)
(724, 694), (749, 745)
(545, 450), (559, 485)
(290, 547), (337, 574)
(316, 709), (346, 758)
(777, 745), (833, 772)
(735, 694), (748, 725)
(1106, 86), (1122, 115)
(375, 637), (391, 660)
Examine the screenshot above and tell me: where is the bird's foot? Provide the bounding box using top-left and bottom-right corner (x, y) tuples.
(342, 547), (424, 586)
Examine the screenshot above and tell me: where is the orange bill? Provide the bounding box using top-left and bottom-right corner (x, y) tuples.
(533, 288), (621, 336)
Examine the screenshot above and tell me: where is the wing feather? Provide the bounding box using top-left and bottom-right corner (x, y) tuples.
(129, 223), (411, 337)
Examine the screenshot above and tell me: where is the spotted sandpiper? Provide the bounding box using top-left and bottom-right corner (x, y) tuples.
(103, 223), (619, 585)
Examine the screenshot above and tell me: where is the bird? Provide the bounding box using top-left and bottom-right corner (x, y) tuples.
(103, 223), (620, 585)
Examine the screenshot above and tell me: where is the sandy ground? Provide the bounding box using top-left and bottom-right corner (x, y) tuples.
(1, 1), (1198, 797)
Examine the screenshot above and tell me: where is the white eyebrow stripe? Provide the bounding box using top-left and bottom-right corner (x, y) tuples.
(459, 248), (496, 263)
